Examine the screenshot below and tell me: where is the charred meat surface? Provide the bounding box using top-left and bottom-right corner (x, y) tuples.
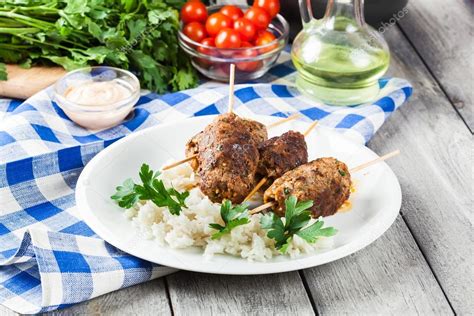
(196, 113), (265, 203)
(217, 113), (268, 144)
(257, 131), (308, 180)
(185, 113), (267, 172)
(264, 157), (351, 218)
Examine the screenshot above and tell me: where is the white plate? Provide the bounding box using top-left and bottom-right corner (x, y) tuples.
(76, 115), (401, 275)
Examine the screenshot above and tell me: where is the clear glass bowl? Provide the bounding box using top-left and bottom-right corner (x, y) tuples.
(54, 66), (140, 130)
(178, 5), (290, 82)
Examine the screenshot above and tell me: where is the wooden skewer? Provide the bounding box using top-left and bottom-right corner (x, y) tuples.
(248, 150), (401, 215)
(249, 202), (274, 215)
(244, 120), (319, 201)
(303, 120), (318, 137)
(349, 150), (400, 173)
(266, 113), (301, 129)
(228, 64), (236, 114)
(244, 178), (268, 202)
(162, 155), (197, 171)
(244, 178), (267, 202)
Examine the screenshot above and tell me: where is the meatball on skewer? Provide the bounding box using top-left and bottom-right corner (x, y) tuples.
(163, 113), (301, 171)
(250, 150), (400, 218)
(264, 158), (351, 218)
(244, 120), (318, 201)
(194, 113), (264, 203)
(188, 113), (304, 203)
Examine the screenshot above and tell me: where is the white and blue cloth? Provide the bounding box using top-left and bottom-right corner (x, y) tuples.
(0, 51), (412, 313)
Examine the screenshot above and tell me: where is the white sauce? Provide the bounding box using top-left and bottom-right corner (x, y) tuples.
(65, 80), (132, 106)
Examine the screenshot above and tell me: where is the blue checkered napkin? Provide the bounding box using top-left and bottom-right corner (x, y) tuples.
(1, 230), (175, 313)
(0, 69), (412, 313)
(0, 146), (175, 314)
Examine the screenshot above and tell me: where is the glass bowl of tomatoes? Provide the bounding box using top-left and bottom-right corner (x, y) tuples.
(178, 2), (289, 82)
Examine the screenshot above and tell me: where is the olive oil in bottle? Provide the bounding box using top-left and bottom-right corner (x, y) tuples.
(291, 1), (390, 105)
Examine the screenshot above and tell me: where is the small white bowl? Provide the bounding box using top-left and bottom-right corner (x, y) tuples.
(54, 66), (140, 130)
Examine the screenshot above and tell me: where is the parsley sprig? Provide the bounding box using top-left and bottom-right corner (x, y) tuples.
(260, 196), (338, 253)
(111, 164), (189, 215)
(209, 200), (250, 240)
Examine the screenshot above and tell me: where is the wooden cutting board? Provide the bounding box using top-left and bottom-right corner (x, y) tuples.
(0, 64), (66, 99)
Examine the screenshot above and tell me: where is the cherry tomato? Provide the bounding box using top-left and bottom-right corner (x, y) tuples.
(183, 22), (207, 43)
(215, 28), (242, 49)
(197, 37), (216, 55)
(243, 7), (271, 30)
(180, 1), (207, 24)
(236, 41), (262, 72)
(205, 12), (233, 36)
(233, 17), (257, 42)
(253, 0), (280, 18)
(255, 30), (277, 53)
(219, 5), (244, 21)
(197, 37), (216, 68)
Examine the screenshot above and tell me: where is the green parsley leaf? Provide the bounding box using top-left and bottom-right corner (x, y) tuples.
(296, 221), (338, 243)
(260, 196), (338, 253)
(111, 163), (189, 215)
(209, 200), (251, 240)
(285, 196), (312, 233)
(111, 178), (139, 209)
(261, 212), (288, 249)
(150, 180), (189, 215)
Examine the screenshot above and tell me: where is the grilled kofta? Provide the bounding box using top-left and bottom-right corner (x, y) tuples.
(263, 157), (351, 218)
(257, 130), (308, 180)
(185, 113), (267, 172)
(195, 113), (267, 203)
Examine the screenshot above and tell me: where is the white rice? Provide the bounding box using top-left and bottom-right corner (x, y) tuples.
(124, 163), (334, 261)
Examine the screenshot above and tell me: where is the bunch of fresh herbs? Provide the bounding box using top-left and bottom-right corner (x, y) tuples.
(0, 0), (198, 92)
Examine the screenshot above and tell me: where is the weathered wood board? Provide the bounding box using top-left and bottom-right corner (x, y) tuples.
(397, 0), (474, 131)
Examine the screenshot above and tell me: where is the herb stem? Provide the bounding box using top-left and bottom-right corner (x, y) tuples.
(0, 6), (59, 14)
(14, 34), (85, 51)
(0, 43), (30, 49)
(0, 11), (54, 29)
(0, 27), (40, 35)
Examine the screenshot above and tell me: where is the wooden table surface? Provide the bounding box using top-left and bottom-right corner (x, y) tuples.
(1, 0), (472, 315)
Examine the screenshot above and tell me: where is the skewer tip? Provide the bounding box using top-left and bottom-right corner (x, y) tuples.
(350, 149), (400, 173)
(266, 113), (302, 129)
(249, 202), (274, 215)
(303, 120), (318, 137)
(162, 154), (197, 170)
(227, 64), (236, 114)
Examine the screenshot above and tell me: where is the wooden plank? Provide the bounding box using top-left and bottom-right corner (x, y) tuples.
(47, 278), (171, 315)
(368, 26), (473, 314)
(0, 65), (66, 99)
(166, 271), (315, 315)
(397, 0), (474, 131)
(303, 217), (453, 315)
